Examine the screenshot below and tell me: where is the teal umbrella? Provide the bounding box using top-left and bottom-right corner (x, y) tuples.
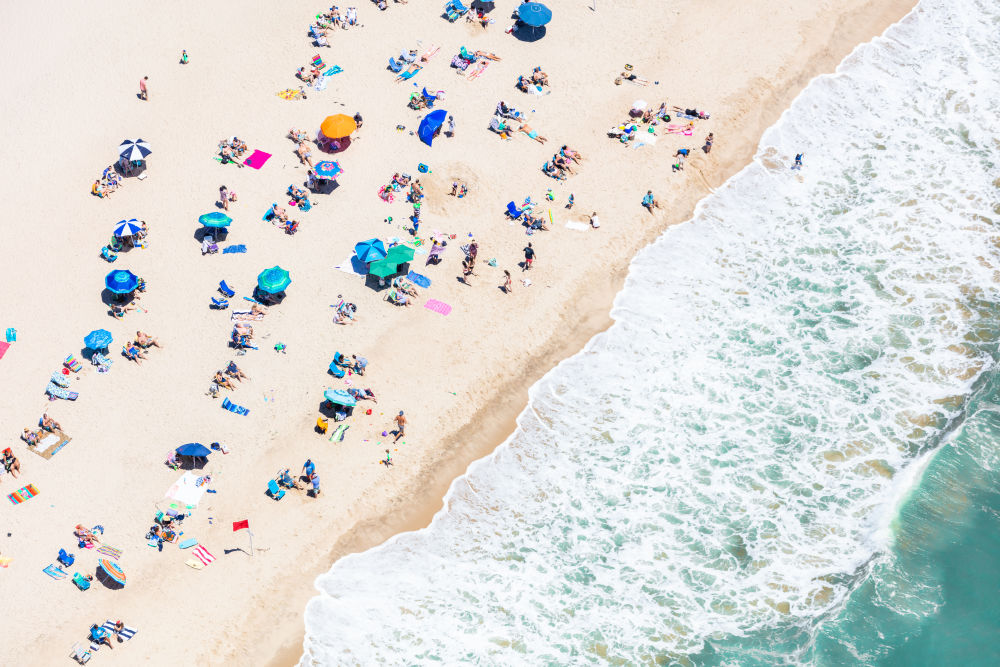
(257, 266), (291, 294)
(324, 388), (357, 407)
(367, 259), (397, 278)
(199, 212), (232, 228)
(385, 244), (415, 264)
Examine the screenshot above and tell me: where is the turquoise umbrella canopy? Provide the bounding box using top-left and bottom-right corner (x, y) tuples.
(199, 212), (232, 228)
(324, 388), (357, 407)
(83, 329), (113, 350)
(257, 266), (291, 294)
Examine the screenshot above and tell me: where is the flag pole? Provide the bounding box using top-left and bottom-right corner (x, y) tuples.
(248, 530), (254, 557)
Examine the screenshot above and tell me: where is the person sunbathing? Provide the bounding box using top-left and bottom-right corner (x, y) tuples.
(289, 185), (307, 200)
(531, 68), (548, 86)
(214, 371), (235, 390)
(220, 145), (244, 167)
(295, 143), (314, 168)
(561, 145), (584, 163)
(75, 525), (101, 545)
(92, 180), (107, 198)
(22, 428), (39, 445)
(518, 123), (547, 144)
(475, 50), (501, 61)
(251, 303), (268, 316)
(288, 128), (310, 144)
(232, 137), (248, 156)
(272, 205), (289, 223)
(234, 322), (254, 338)
(542, 162), (565, 180)
(40, 413), (61, 432)
(392, 276), (418, 296)
(395, 63), (422, 82)
(123, 343), (148, 364)
(620, 71), (650, 85)
(347, 387), (378, 403)
(553, 154), (575, 174)
(135, 331), (162, 348)
(3, 448), (21, 479)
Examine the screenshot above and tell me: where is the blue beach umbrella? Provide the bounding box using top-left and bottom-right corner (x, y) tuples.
(418, 109), (448, 147)
(257, 266), (291, 294)
(105, 269), (140, 294)
(314, 161), (343, 179)
(119, 139), (151, 162)
(83, 329), (113, 350)
(324, 388), (357, 407)
(113, 218), (143, 237)
(354, 238), (387, 264)
(517, 2), (552, 26)
(198, 211), (232, 228)
(175, 442), (212, 457)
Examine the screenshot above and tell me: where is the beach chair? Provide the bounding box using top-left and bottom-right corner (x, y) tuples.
(100, 246), (118, 262)
(385, 289), (409, 306)
(505, 201), (524, 219)
(46, 382), (79, 400)
(459, 45), (475, 61)
(210, 296), (230, 309)
(267, 479), (286, 500)
(333, 351), (351, 368)
(109, 236), (124, 252)
(218, 280), (235, 298)
(57, 548), (75, 567)
(311, 54), (327, 71)
(445, 1), (468, 21)
(328, 361), (346, 378)
(421, 87), (438, 107)
(72, 572), (91, 591)
(388, 57), (403, 73)
(69, 643), (92, 664)
(64, 354), (84, 373)
(92, 351), (113, 371)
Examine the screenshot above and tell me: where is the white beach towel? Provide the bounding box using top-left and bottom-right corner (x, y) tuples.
(565, 221), (589, 231)
(165, 472), (209, 507)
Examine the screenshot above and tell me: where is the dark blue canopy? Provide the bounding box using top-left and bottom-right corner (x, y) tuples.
(105, 269), (140, 294)
(418, 109), (448, 147)
(176, 443), (212, 457)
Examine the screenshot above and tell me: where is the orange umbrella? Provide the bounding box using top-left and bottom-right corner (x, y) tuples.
(320, 114), (357, 139)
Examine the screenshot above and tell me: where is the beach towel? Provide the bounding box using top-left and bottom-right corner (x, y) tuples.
(330, 423), (350, 442)
(312, 76), (328, 92)
(222, 396), (250, 415)
(467, 61), (489, 80)
(45, 382), (78, 400)
(407, 271), (431, 288)
(96, 545), (122, 560)
(43, 563), (67, 579)
(230, 311), (265, 322)
(92, 352), (113, 372)
(29, 430), (71, 459)
(323, 65), (343, 76)
(165, 472), (209, 507)
(8, 484), (39, 505)
(424, 299), (452, 316)
(100, 621), (137, 642)
(222, 244), (247, 254)
(243, 150), (272, 170)
(4, 327), (15, 342)
(192, 545), (215, 566)
(276, 88), (303, 100)
(565, 221), (590, 231)
(0, 341), (10, 360)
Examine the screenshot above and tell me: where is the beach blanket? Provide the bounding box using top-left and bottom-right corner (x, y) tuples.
(90, 621), (137, 651)
(192, 545), (215, 566)
(165, 472), (209, 507)
(243, 150), (272, 170)
(330, 423), (349, 442)
(665, 124), (694, 136)
(323, 65), (343, 76)
(8, 484), (39, 505)
(565, 221), (590, 231)
(0, 341), (10, 360)
(467, 61), (489, 80)
(178, 538), (198, 549)
(407, 271), (431, 288)
(424, 299), (452, 316)
(222, 244), (247, 254)
(276, 88), (303, 100)
(43, 564), (67, 579)
(97, 545), (122, 560)
(312, 76), (328, 92)
(230, 311), (264, 322)
(334, 254), (368, 275)
(222, 396), (250, 416)
(29, 430), (71, 459)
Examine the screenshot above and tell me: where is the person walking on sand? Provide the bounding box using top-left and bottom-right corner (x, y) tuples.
(461, 257), (475, 285)
(219, 185), (230, 211)
(523, 242), (535, 271)
(394, 411), (406, 442)
(383, 449), (393, 467)
(502, 269), (513, 294)
(310, 472), (321, 496)
(793, 152), (804, 170)
(702, 132), (714, 153)
(139, 76), (149, 100)
(446, 115), (455, 138)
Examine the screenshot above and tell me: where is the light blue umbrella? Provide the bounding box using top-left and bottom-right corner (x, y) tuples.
(354, 239), (387, 264)
(105, 269), (140, 294)
(198, 212), (232, 228)
(113, 218), (143, 238)
(518, 2), (552, 26)
(324, 388), (357, 407)
(83, 329), (113, 350)
(257, 266), (291, 294)
(314, 161), (343, 179)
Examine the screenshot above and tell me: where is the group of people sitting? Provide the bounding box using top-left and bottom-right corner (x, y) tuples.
(541, 145), (583, 180)
(218, 137), (248, 167)
(333, 300), (359, 325)
(450, 46), (501, 72)
(314, 5), (358, 28)
(22, 414), (60, 446)
(212, 360), (249, 392)
(515, 66), (548, 92)
(275, 458), (322, 496)
(122, 330), (162, 364)
(91, 164), (122, 199)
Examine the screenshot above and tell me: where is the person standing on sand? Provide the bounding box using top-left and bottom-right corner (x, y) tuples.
(394, 411), (406, 442)
(502, 269), (513, 294)
(523, 242), (535, 271)
(702, 132), (714, 153)
(139, 76), (148, 100)
(793, 153), (804, 170)
(310, 472), (321, 496)
(590, 211), (600, 229)
(219, 186), (230, 211)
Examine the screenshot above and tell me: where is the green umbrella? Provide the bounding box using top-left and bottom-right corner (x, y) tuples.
(257, 266), (291, 294)
(198, 212), (232, 228)
(385, 245), (415, 264)
(367, 259), (397, 279)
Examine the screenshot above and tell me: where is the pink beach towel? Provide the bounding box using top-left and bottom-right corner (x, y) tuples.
(192, 545), (215, 566)
(243, 150), (272, 170)
(0, 341), (9, 360)
(424, 299), (452, 316)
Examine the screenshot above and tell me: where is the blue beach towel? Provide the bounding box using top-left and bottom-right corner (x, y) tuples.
(324, 65), (343, 76)
(221, 397), (250, 416)
(222, 245), (247, 254)
(407, 271), (431, 288)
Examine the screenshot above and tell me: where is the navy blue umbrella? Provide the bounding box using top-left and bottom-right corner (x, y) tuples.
(518, 2), (552, 27)
(83, 329), (113, 350)
(418, 109), (448, 147)
(105, 269), (140, 294)
(175, 443), (212, 457)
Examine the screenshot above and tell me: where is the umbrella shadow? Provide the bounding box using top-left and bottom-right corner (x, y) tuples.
(100, 288), (133, 307)
(224, 547), (251, 556)
(193, 227), (228, 244)
(95, 567), (125, 590)
(513, 24), (546, 42)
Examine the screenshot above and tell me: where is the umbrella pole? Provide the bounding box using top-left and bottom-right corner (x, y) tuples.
(248, 529), (254, 557)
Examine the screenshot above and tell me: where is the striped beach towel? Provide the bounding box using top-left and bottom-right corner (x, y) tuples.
(8, 484), (39, 504)
(91, 621), (138, 650)
(43, 563), (68, 579)
(192, 545), (215, 566)
(97, 545), (122, 560)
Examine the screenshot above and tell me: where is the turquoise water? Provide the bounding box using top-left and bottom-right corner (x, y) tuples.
(300, 0), (1000, 664)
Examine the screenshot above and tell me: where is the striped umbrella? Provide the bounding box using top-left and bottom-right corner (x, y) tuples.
(105, 269), (140, 294)
(98, 558), (126, 586)
(113, 218), (143, 238)
(119, 139), (152, 162)
(198, 212), (232, 228)
(314, 161), (343, 180)
(257, 266), (291, 294)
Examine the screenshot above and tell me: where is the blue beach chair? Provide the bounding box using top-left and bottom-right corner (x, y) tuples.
(445, 0), (468, 21)
(210, 297), (229, 309)
(57, 549), (75, 567)
(267, 479), (286, 500)
(218, 280), (235, 298)
(388, 57), (403, 73)
(505, 201), (523, 219)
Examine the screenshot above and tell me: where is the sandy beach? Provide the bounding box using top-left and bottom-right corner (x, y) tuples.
(0, 0), (916, 664)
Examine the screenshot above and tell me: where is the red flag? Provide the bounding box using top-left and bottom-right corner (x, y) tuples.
(232, 519), (249, 532)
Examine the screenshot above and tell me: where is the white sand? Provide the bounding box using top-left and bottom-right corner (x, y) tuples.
(0, 0), (916, 664)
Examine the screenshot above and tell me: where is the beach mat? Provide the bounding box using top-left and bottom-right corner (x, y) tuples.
(323, 65), (343, 76)
(424, 299), (452, 316)
(0, 341), (10, 360)
(178, 538), (198, 549)
(222, 244), (247, 254)
(565, 221), (590, 231)
(29, 430), (72, 459)
(222, 397), (250, 415)
(97, 545), (122, 560)
(43, 563), (68, 579)
(243, 150), (272, 170)
(407, 271), (431, 288)
(8, 484), (39, 505)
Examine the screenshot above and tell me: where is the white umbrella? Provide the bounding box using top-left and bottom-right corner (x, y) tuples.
(632, 99), (648, 111)
(119, 139), (152, 162)
(113, 218), (142, 237)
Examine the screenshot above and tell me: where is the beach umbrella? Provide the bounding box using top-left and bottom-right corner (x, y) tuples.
(113, 218), (143, 238)
(354, 238), (387, 264)
(324, 388), (357, 407)
(83, 329), (113, 350)
(385, 244), (415, 264)
(320, 114), (357, 139)
(257, 266), (291, 294)
(198, 211), (232, 228)
(98, 559), (126, 587)
(518, 2), (552, 26)
(632, 99), (648, 111)
(176, 442), (212, 457)
(368, 258), (398, 279)
(105, 269), (139, 294)
(418, 109), (448, 147)
(471, 0), (495, 12)
(314, 161), (343, 180)
(119, 139), (151, 162)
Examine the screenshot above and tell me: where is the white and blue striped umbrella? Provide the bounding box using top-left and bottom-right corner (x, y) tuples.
(119, 138), (152, 162)
(113, 218), (143, 237)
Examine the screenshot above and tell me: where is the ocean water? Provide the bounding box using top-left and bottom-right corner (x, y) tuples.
(300, 0), (1000, 664)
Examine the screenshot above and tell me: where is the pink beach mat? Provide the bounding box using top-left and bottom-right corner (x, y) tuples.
(243, 150), (272, 170)
(424, 299), (452, 316)
(0, 341), (10, 360)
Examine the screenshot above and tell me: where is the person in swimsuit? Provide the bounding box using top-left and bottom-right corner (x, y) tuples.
(518, 123), (547, 144)
(702, 133), (714, 153)
(502, 269), (513, 294)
